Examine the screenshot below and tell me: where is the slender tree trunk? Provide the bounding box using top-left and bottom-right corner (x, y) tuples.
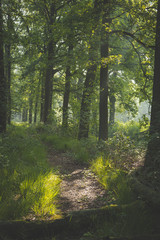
(34, 79), (40, 123)
(40, 75), (45, 122)
(109, 94), (116, 125)
(62, 44), (73, 129)
(99, 0), (110, 141)
(99, 41), (109, 140)
(5, 13), (12, 125)
(145, 0), (160, 169)
(5, 43), (11, 124)
(44, 4), (55, 124)
(22, 108), (28, 122)
(78, 0), (101, 140)
(78, 63), (97, 139)
(29, 94), (33, 124)
(0, 0), (7, 133)
(44, 41), (54, 123)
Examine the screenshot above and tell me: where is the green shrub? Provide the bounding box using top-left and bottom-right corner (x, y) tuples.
(97, 132), (139, 170)
(91, 156), (136, 204)
(109, 121), (141, 139)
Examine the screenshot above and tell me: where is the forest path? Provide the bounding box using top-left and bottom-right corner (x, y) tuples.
(48, 148), (108, 214)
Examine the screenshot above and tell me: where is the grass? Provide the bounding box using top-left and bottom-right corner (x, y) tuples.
(40, 132), (90, 164)
(91, 156), (136, 205)
(0, 124), (61, 220)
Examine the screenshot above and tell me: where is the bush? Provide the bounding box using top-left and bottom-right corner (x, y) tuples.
(91, 156), (136, 205)
(97, 132), (139, 170)
(109, 121), (141, 139)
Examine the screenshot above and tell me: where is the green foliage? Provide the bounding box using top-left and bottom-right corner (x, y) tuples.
(0, 125), (60, 220)
(139, 114), (150, 131)
(41, 132), (90, 164)
(97, 132), (139, 170)
(91, 156), (136, 204)
(109, 120), (141, 139)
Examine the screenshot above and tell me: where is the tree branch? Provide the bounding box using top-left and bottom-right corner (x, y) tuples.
(110, 30), (155, 49)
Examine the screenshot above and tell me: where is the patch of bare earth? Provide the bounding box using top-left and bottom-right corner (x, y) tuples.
(48, 149), (108, 213)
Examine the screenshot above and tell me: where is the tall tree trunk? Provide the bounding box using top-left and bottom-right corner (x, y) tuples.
(40, 75), (45, 122)
(34, 79), (40, 123)
(29, 94), (33, 124)
(5, 43), (11, 125)
(78, 62), (97, 139)
(0, 0), (7, 133)
(109, 94), (116, 125)
(5, 13), (12, 125)
(78, 0), (101, 140)
(99, 0), (110, 141)
(62, 44), (73, 129)
(44, 41), (54, 123)
(22, 108), (28, 122)
(44, 4), (55, 124)
(145, 0), (160, 169)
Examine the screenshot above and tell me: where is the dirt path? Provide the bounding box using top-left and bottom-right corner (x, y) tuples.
(48, 149), (108, 214)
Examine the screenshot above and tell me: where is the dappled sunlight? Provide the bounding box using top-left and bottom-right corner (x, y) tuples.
(21, 171), (61, 220)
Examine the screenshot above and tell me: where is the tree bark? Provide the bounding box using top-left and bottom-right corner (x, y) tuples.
(62, 44), (73, 129)
(22, 107), (28, 122)
(78, 0), (101, 140)
(40, 75), (45, 122)
(78, 62), (97, 139)
(0, 0), (7, 133)
(44, 4), (56, 124)
(29, 94), (33, 124)
(99, 0), (110, 141)
(34, 79), (40, 123)
(145, 0), (160, 169)
(44, 41), (54, 123)
(5, 13), (12, 125)
(109, 94), (116, 125)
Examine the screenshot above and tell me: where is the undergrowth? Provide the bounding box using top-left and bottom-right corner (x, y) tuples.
(0, 124), (61, 220)
(35, 122), (145, 205)
(91, 156), (136, 205)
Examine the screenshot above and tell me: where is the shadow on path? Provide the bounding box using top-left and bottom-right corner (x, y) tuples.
(48, 149), (108, 213)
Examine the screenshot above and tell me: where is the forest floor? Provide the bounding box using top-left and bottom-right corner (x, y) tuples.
(48, 148), (108, 214)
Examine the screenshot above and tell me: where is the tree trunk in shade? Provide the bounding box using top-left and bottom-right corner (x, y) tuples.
(62, 44), (73, 129)
(78, 0), (101, 140)
(0, 0), (7, 133)
(99, 0), (110, 141)
(145, 0), (160, 169)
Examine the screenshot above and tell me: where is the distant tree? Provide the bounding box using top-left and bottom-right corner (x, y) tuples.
(0, 0), (7, 133)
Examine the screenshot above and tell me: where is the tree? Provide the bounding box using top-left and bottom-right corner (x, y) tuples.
(0, 0), (7, 133)
(145, 0), (160, 170)
(62, 42), (73, 129)
(99, 0), (110, 141)
(78, 0), (101, 139)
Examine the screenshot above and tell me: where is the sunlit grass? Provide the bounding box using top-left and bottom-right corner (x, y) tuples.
(20, 171), (61, 217)
(91, 156), (136, 204)
(0, 125), (61, 220)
